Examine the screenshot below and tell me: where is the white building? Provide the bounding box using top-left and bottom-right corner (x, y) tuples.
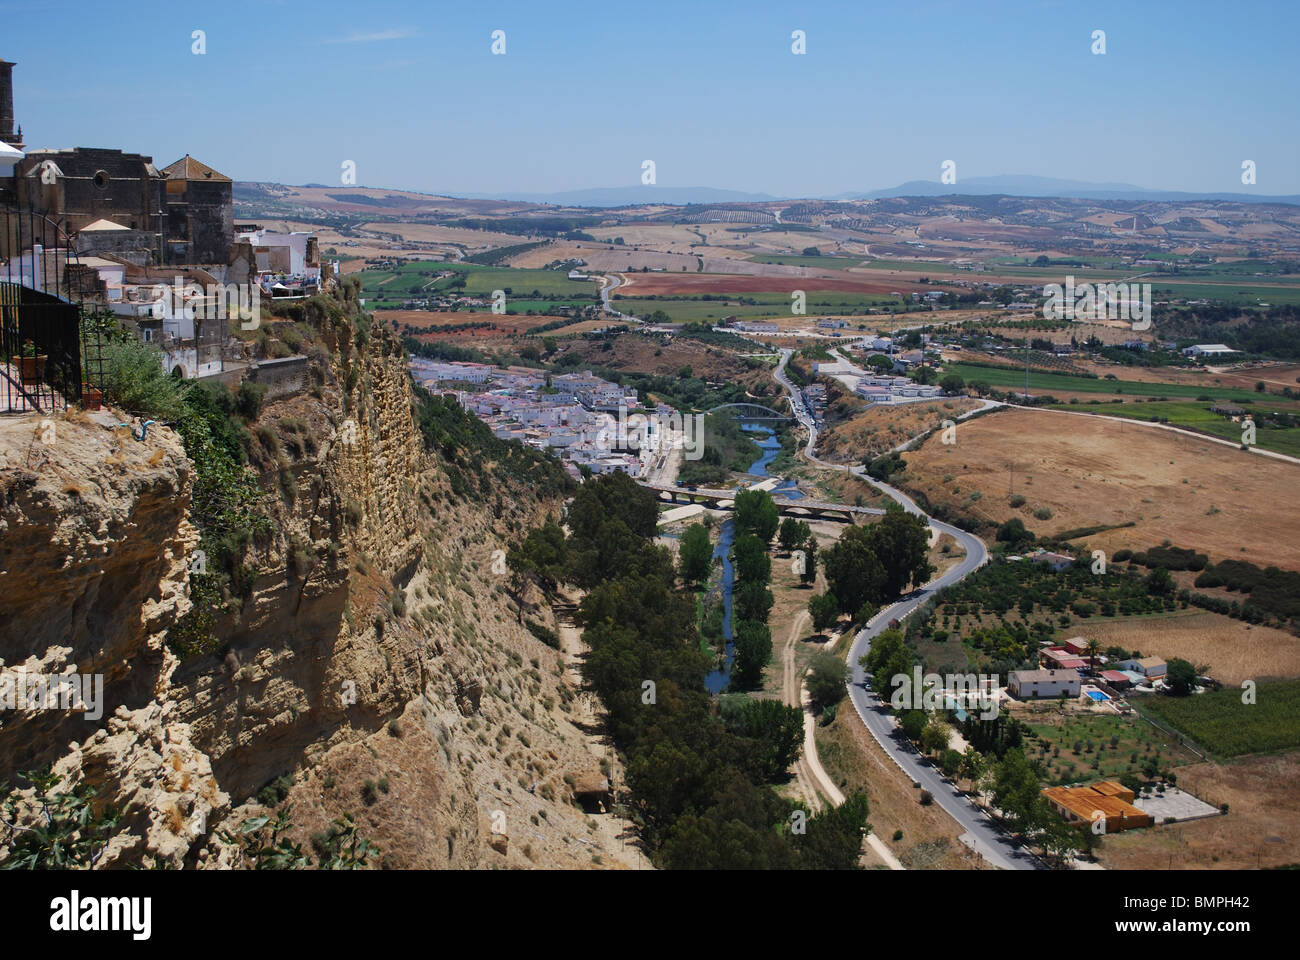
(1007, 669), (1081, 700)
(1181, 343), (1237, 359)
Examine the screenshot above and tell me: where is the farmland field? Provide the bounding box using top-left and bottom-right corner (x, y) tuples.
(1137, 679), (1300, 757)
(1098, 751), (1300, 869)
(943, 362), (1276, 402)
(612, 296), (899, 322)
(747, 254), (868, 270)
(1048, 399), (1300, 458)
(1018, 709), (1200, 785)
(1070, 610), (1300, 686)
(356, 260), (601, 306)
(897, 407), (1300, 571)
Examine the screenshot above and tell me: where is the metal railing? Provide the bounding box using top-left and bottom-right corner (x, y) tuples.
(0, 199), (96, 413)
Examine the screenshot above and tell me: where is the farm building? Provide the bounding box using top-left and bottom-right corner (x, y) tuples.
(1099, 669), (1132, 689)
(1118, 657), (1167, 679)
(1062, 637), (1092, 656)
(1043, 648), (1087, 671)
(1181, 343), (1237, 359)
(1007, 668), (1080, 700)
(1043, 782), (1153, 833)
(1027, 550), (1076, 572)
(1211, 403), (1246, 418)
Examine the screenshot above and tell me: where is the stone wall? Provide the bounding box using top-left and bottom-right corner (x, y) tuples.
(244, 354), (309, 399)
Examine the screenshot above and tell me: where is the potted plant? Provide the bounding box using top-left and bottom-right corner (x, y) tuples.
(18, 340), (47, 384)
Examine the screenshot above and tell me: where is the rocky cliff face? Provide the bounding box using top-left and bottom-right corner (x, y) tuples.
(0, 291), (646, 869)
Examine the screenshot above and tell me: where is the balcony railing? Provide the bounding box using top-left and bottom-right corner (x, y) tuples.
(0, 201), (101, 413)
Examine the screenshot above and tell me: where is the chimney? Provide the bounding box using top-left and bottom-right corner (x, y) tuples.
(0, 59), (20, 148)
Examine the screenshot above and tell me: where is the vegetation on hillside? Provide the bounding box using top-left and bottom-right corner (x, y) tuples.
(513, 474), (870, 868)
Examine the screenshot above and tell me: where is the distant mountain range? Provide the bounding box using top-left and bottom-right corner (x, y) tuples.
(836, 175), (1300, 205)
(448, 175), (1299, 208)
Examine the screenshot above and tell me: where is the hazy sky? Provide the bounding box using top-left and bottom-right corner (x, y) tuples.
(5, 0), (1298, 197)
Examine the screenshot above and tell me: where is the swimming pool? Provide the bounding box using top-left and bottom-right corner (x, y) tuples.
(1086, 690), (1111, 702)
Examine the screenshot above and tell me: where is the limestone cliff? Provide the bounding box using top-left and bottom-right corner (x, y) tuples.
(0, 288), (647, 869)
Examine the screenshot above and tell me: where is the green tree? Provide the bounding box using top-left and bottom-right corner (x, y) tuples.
(1145, 567), (1175, 597)
(1084, 638), (1101, 676)
(507, 518), (568, 597)
(899, 709), (926, 742)
(678, 522), (713, 585)
(921, 719), (952, 756)
(798, 791), (870, 869)
(734, 489), (779, 543)
(861, 628), (913, 709)
(809, 592), (840, 633)
(1, 770), (123, 869)
(939, 748), (963, 778)
(822, 526), (886, 614)
(1165, 657), (1197, 696)
(732, 620), (773, 690)
(992, 748), (1047, 833)
(722, 697), (803, 781)
(959, 748), (986, 791)
(868, 508), (935, 597)
(778, 517), (805, 552)
(806, 652), (848, 710)
(732, 534), (772, 584)
(939, 374), (965, 396)
(102, 336), (191, 419)
(734, 580), (774, 624)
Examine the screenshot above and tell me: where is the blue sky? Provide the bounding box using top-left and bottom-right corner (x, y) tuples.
(4, 0), (1297, 197)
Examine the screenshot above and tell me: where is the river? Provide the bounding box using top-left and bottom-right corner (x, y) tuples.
(704, 423), (800, 692)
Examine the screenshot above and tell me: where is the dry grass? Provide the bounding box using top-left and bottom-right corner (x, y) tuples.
(815, 707), (984, 869)
(819, 398), (981, 463)
(1078, 610), (1300, 685)
(899, 406), (1300, 570)
(1098, 750), (1300, 869)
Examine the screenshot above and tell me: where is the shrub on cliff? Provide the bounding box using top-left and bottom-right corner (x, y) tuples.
(102, 337), (190, 420)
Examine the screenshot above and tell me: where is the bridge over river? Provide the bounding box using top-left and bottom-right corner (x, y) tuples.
(638, 480), (882, 522)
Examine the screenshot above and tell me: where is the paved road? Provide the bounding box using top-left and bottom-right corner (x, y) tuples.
(773, 349), (1041, 870)
(598, 273), (626, 316)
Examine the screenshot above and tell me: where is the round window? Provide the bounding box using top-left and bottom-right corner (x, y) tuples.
(92, 170), (109, 190)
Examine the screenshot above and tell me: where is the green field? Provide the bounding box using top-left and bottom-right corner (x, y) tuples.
(863, 258), (1137, 281)
(1049, 399), (1300, 457)
(1025, 713), (1199, 785)
(358, 260), (600, 304)
(864, 257), (1300, 303)
(614, 291), (902, 322)
(377, 298), (595, 314)
(944, 362), (1268, 402)
(941, 360), (1300, 454)
(1137, 679), (1300, 757)
(1144, 281), (1300, 307)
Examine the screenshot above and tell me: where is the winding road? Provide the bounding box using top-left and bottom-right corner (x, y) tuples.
(773, 349), (1041, 870)
(598, 273), (627, 317)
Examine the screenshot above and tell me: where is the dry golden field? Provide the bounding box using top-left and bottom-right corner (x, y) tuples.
(1075, 611), (1300, 685)
(361, 221), (534, 249)
(818, 398), (981, 463)
(899, 406), (1300, 570)
(1099, 751), (1300, 869)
